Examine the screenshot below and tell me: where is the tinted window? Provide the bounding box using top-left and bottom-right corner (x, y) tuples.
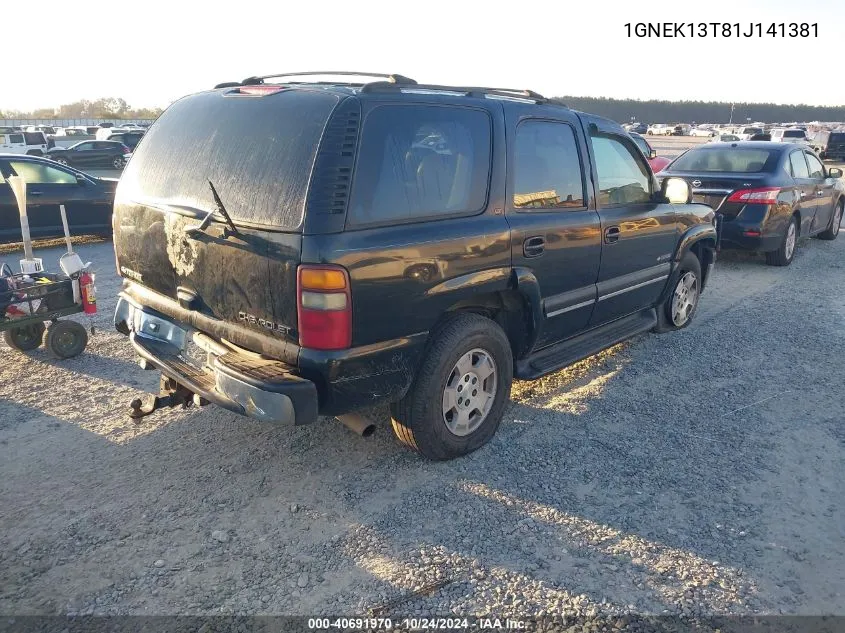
(829, 133), (845, 144)
(789, 151), (810, 178)
(805, 153), (824, 179)
(589, 134), (651, 206)
(348, 105), (491, 226)
(120, 88), (339, 229)
(74, 142), (95, 151)
(512, 121), (584, 210)
(23, 132), (44, 145)
(671, 148), (776, 173)
(9, 161), (76, 184)
(630, 134), (649, 156)
(9, 134), (24, 144)
(784, 130), (805, 138)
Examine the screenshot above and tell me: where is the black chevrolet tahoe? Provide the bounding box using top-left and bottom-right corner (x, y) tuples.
(113, 72), (718, 459)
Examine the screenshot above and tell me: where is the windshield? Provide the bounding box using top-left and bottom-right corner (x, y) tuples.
(670, 148), (778, 173)
(119, 88), (340, 230)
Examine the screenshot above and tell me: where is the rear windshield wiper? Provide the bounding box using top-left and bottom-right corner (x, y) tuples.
(184, 180), (242, 238)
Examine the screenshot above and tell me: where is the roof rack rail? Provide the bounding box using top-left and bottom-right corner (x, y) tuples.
(359, 82), (552, 104)
(237, 71), (418, 86)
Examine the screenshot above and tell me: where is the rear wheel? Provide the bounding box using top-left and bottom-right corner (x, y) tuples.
(43, 320), (88, 359)
(3, 322), (46, 352)
(818, 201), (842, 241)
(54, 157), (69, 166)
(766, 216), (798, 266)
(390, 313), (513, 460)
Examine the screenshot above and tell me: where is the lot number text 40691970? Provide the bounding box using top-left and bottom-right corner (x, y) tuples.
(625, 23), (818, 38)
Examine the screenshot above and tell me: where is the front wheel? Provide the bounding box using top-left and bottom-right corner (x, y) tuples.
(766, 216), (798, 266)
(112, 156), (126, 169)
(654, 251), (702, 333)
(390, 313), (513, 460)
(818, 201), (842, 241)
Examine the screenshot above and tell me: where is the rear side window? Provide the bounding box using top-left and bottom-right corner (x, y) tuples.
(589, 133), (651, 206)
(789, 151), (810, 178)
(348, 105), (491, 226)
(9, 134), (24, 144)
(784, 130), (805, 138)
(9, 161), (76, 184)
(512, 121), (585, 210)
(830, 133), (845, 144)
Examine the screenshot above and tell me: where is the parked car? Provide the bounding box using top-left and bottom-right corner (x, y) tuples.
(112, 73), (718, 460)
(104, 131), (145, 150)
(647, 124), (672, 136)
(25, 125), (57, 136)
(810, 130), (845, 161)
(736, 127), (764, 141)
(0, 129), (49, 156)
(45, 140), (131, 169)
(629, 132), (671, 172)
(629, 122), (648, 134)
(658, 142), (843, 266)
(671, 124), (691, 136)
(0, 154), (117, 242)
(708, 134), (740, 143)
(749, 133), (772, 141)
(770, 128), (810, 145)
(690, 126), (716, 137)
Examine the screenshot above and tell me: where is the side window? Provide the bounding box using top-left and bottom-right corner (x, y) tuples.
(9, 161), (77, 184)
(9, 134), (24, 144)
(348, 105), (492, 226)
(0, 135), (5, 145)
(805, 153), (824, 179)
(589, 133), (651, 206)
(631, 135), (650, 157)
(512, 121), (585, 210)
(76, 142), (94, 151)
(789, 151), (810, 179)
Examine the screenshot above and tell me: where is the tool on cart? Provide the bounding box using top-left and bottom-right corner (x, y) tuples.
(0, 181), (96, 358)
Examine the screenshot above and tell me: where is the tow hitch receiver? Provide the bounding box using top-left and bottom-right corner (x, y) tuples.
(129, 375), (203, 421)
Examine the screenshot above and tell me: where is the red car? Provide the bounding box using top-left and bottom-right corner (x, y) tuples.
(630, 132), (671, 172)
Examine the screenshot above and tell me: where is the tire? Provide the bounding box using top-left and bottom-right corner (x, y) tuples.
(3, 322), (46, 352)
(654, 251), (702, 333)
(765, 216), (799, 266)
(43, 320), (88, 359)
(54, 157), (69, 166)
(112, 156), (126, 169)
(818, 200), (842, 241)
(390, 313), (513, 460)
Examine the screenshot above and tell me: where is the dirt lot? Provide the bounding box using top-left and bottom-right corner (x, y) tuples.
(1, 168), (844, 619)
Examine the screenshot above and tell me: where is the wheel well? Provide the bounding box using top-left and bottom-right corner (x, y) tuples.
(688, 239), (716, 290)
(433, 290), (531, 359)
(792, 209), (802, 236)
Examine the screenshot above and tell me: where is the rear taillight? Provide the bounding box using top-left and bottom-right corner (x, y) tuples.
(727, 187), (781, 205)
(297, 265), (351, 350)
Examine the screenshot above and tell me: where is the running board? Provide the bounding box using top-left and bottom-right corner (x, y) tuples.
(515, 309), (657, 380)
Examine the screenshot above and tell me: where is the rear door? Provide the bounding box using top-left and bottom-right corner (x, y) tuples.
(504, 109), (601, 348)
(804, 151), (834, 233)
(583, 118), (680, 327)
(70, 141), (97, 167)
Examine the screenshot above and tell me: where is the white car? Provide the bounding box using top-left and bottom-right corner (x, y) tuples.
(690, 126), (716, 137)
(770, 128), (811, 145)
(736, 126), (764, 141)
(647, 124), (672, 136)
(0, 128), (49, 155)
(708, 133), (741, 143)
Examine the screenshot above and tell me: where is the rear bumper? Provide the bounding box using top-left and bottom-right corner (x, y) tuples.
(116, 295), (318, 425)
(717, 207), (782, 252)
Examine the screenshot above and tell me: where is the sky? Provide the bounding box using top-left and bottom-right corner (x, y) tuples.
(6, 0), (844, 112)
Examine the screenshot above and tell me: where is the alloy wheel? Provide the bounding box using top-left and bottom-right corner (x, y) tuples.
(785, 221), (797, 260)
(671, 272), (699, 327)
(441, 348), (497, 437)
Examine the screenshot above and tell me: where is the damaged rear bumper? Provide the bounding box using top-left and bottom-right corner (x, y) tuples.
(115, 295), (318, 425)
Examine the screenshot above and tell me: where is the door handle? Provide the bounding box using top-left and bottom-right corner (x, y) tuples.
(604, 226), (621, 244)
(29, 191), (43, 196)
(523, 236), (545, 258)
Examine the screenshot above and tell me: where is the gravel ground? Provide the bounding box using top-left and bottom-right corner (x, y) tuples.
(0, 202), (843, 622)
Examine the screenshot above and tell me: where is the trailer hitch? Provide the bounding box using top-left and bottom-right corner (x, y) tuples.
(128, 375), (197, 421)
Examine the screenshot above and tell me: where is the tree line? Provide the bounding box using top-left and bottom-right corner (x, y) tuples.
(549, 96), (845, 124)
(0, 97), (163, 120)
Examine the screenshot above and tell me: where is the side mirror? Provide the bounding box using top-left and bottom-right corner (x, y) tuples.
(648, 149), (657, 159)
(828, 167), (843, 179)
(661, 177), (691, 204)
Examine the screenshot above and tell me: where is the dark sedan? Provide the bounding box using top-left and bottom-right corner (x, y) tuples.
(0, 154), (117, 242)
(45, 140), (131, 170)
(659, 142), (843, 266)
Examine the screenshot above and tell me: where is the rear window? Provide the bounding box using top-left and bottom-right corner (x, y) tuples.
(783, 130), (805, 138)
(670, 148), (778, 173)
(829, 133), (845, 144)
(23, 132), (44, 145)
(119, 88), (339, 229)
(347, 105), (491, 227)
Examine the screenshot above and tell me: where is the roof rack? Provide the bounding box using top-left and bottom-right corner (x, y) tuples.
(360, 81), (551, 104)
(237, 71), (418, 86)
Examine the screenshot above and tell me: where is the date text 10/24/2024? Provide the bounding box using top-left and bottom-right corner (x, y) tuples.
(307, 618), (527, 630)
(625, 22), (818, 38)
